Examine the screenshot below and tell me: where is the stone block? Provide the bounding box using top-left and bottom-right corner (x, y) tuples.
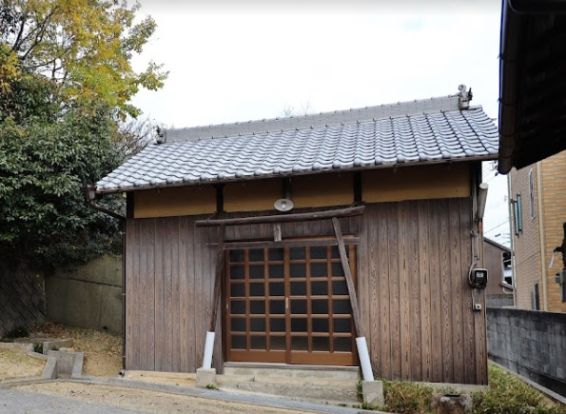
(46, 350), (84, 378)
(196, 368), (216, 388)
(431, 393), (472, 414)
(362, 380), (384, 408)
(42, 356), (57, 379)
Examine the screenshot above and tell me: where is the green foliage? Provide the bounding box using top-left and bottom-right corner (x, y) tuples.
(1, 0), (167, 118)
(205, 383), (219, 390)
(0, 0), (163, 270)
(383, 380), (434, 414)
(356, 380), (363, 401)
(472, 364), (566, 414)
(0, 108), (124, 269)
(33, 342), (43, 353)
(0, 65), (58, 124)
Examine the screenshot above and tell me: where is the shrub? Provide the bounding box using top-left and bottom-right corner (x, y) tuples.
(472, 364), (566, 414)
(384, 381), (434, 414)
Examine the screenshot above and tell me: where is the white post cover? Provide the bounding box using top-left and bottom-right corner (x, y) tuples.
(356, 336), (374, 381)
(202, 331), (215, 369)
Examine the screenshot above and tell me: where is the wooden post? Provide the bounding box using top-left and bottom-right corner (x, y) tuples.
(209, 225), (225, 332)
(273, 224), (282, 242)
(332, 217), (375, 380)
(331, 217), (362, 337)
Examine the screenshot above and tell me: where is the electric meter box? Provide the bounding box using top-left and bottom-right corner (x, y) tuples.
(469, 268), (488, 289)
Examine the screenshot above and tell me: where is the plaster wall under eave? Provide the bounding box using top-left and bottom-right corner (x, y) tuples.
(132, 163), (472, 219)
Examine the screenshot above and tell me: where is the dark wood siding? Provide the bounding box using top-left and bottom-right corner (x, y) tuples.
(125, 217), (222, 373)
(125, 197), (487, 384)
(359, 199), (487, 384)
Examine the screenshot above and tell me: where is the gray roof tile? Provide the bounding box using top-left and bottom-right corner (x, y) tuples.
(97, 101), (498, 193)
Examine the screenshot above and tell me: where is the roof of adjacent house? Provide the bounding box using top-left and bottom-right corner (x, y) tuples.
(96, 90), (498, 193)
(483, 237), (511, 252)
(498, 0), (566, 173)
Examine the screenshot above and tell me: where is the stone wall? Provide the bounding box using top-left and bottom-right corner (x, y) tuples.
(487, 307), (566, 396)
(0, 266), (46, 337)
(45, 255), (123, 334)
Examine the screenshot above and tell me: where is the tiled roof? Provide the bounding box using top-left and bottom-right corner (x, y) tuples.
(96, 95), (498, 193)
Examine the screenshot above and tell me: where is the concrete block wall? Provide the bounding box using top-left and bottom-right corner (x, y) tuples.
(0, 266), (45, 337)
(487, 307), (566, 396)
(45, 254), (123, 334)
(486, 294), (514, 308)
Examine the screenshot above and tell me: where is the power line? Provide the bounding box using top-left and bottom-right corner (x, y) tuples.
(485, 220), (510, 233)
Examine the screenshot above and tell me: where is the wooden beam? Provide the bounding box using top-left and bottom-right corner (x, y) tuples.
(195, 205), (365, 227)
(208, 236), (360, 250)
(332, 217), (363, 338)
(209, 225), (225, 332)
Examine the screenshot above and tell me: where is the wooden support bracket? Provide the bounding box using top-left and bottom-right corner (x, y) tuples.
(209, 225), (225, 332)
(273, 224), (282, 242)
(331, 217), (363, 338)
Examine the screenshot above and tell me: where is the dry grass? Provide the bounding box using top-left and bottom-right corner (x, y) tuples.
(30, 322), (122, 377)
(0, 347), (45, 380)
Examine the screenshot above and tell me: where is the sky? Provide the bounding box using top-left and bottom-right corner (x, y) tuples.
(131, 0), (511, 246)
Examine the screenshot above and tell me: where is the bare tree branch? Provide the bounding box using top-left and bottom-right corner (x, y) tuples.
(20, 8), (57, 62)
(12, 13), (28, 51)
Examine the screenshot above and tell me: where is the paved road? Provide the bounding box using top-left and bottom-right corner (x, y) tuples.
(0, 380), (372, 414)
(0, 388), (139, 414)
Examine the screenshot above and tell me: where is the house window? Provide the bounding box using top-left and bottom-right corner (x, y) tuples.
(502, 251), (512, 286)
(531, 283), (540, 310)
(513, 194), (523, 235)
(528, 169), (536, 219)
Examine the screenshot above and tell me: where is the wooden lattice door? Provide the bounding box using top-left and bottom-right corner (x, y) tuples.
(224, 242), (357, 365)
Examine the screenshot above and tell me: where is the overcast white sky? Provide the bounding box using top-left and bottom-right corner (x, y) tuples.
(131, 0), (511, 246)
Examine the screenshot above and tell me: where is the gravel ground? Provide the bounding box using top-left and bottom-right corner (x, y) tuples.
(29, 323), (122, 377)
(13, 382), (315, 414)
(0, 387), (138, 414)
(0, 348), (45, 381)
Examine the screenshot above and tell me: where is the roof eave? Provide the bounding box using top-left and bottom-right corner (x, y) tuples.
(95, 154), (497, 195)
(498, 0), (566, 173)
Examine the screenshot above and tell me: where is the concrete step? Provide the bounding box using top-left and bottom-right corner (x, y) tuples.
(219, 364), (361, 405)
(223, 363), (361, 382)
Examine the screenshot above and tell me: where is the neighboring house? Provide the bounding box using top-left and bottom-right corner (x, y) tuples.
(483, 237), (513, 308)
(96, 88), (498, 385)
(508, 150), (566, 312)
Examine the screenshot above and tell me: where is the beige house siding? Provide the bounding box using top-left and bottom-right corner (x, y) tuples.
(510, 150), (566, 312)
(541, 150), (566, 313)
(509, 164), (543, 309)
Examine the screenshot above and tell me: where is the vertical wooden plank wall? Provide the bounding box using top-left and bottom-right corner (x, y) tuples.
(360, 198), (487, 385)
(125, 216), (219, 373)
(125, 197), (487, 384)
